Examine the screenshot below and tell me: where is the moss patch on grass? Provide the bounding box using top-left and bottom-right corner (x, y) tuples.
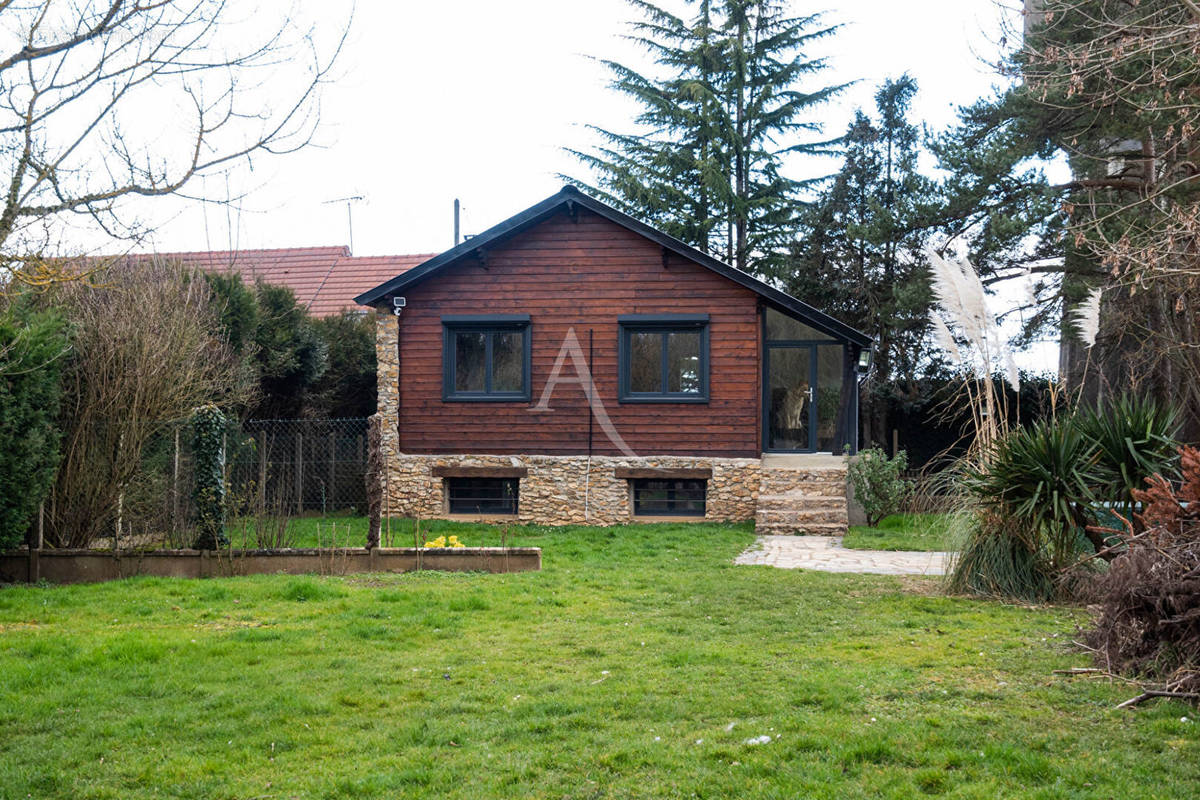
(843, 513), (953, 551)
(1, 520), (1196, 799)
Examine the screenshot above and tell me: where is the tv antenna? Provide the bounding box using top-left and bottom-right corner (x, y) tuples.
(323, 195), (365, 253)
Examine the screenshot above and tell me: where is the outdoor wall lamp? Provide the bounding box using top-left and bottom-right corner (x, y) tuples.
(856, 347), (872, 374)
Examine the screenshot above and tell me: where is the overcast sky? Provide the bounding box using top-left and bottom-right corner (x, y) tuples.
(125, 0), (1017, 257)
(113, 0), (1055, 370)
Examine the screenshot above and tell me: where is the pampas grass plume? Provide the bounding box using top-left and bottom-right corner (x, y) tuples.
(1073, 287), (1102, 348)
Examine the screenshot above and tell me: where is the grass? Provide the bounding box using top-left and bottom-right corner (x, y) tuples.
(2, 520), (1197, 799)
(843, 513), (954, 552)
(224, 513), (521, 550)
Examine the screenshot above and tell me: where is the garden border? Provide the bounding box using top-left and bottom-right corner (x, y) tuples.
(0, 546), (541, 585)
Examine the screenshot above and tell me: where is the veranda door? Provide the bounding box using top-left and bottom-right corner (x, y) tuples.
(765, 344), (815, 452)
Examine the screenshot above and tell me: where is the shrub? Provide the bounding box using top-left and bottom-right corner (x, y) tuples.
(1086, 446), (1200, 693)
(951, 398), (1185, 602)
(946, 511), (1055, 603)
(964, 419), (1099, 569)
(190, 404), (228, 550)
(250, 282), (327, 419)
(848, 448), (910, 527)
(0, 300), (67, 548)
(42, 262), (247, 547)
(309, 311), (375, 418)
(1074, 394), (1180, 528)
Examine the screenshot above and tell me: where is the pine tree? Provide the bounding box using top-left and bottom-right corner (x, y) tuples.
(566, 0), (844, 279)
(788, 76), (936, 449)
(931, 1), (1200, 433)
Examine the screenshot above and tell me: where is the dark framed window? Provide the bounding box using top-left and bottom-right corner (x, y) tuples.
(446, 477), (519, 515)
(618, 314), (709, 402)
(442, 315), (531, 401)
(631, 478), (707, 517)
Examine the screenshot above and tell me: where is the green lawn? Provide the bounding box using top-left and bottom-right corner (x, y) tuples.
(843, 513), (954, 552)
(223, 513), (523, 550)
(2, 521), (1196, 799)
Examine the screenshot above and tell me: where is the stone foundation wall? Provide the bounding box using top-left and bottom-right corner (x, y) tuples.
(381, 453), (762, 526)
(376, 313), (401, 468)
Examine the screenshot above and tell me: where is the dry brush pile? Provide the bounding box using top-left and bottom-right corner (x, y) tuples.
(1086, 445), (1200, 700)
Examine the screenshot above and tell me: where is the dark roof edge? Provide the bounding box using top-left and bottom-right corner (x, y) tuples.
(355, 185), (871, 347)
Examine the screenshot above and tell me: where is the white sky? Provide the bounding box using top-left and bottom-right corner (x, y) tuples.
(128, 0), (1017, 256)
(93, 0), (1057, 371)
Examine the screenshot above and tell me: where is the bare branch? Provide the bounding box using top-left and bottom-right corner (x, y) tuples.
(0, 1), (348, 274)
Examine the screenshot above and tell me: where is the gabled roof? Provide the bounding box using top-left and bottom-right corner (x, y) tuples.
(113, 246), (434, 317)
(355, 186), (871, 346)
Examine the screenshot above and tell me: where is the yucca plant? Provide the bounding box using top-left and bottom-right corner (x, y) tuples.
(1074, 394), (1181, 529)
(964, 420), (1100, 570)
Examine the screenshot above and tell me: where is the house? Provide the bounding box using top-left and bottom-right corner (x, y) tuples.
(356, 186), (872, 532)
(111, 246), (435, 317)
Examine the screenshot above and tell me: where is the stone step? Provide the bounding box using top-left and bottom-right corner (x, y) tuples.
(754, 507), (846, 520)
(757, 486), (848, 501)
(759, 480), (845, 492)
(759, 472), (845, 487)
(753, 461), (850, 535)
(755, 521), (848, 535)
(756, 511), (849, 528)
(755, 506), (848, 521)
(756, 493), (849, 506)
(759, 483), (845, 498)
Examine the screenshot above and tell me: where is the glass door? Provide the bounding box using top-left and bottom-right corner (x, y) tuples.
(765, 345), (815, 452)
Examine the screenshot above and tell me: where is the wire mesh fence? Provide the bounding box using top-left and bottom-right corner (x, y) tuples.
(232, 418), (370, 517)
(66, 417), (370, 550)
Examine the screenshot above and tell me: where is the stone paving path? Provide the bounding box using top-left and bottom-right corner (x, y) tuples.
(734, 535), (953, 576)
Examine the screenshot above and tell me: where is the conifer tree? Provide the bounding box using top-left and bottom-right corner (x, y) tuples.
(788, 76), (937, 449)
(932, 0), (1200, 432)
(567, 0), (844, 279)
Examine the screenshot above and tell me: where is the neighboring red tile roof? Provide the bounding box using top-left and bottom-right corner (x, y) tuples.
(112, 246), (434, 317)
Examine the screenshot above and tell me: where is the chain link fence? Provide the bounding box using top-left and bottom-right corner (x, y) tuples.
(90, 417), (369, 549)
(231, 418), (370, 516)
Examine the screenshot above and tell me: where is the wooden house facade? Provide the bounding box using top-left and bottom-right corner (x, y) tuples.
(357, 187), (871, 531)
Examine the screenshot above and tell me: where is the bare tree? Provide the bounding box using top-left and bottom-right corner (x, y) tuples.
(43, 258), (250, 547)
(0, 1), (346, 289)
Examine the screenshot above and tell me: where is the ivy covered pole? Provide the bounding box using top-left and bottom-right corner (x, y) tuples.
(190, 404), (229, 550)
(365, 413), (382, 549)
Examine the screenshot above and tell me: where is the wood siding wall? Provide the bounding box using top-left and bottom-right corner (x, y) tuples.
(393, 208), (762, 457)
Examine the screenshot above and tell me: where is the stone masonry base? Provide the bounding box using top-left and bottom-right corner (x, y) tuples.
(382, 453), (851, 532)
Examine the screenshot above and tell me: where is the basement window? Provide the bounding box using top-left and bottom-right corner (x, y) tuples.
(631, 478), (707, 517)
(446, 477), (519, 515)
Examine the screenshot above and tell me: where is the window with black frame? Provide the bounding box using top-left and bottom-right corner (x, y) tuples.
(631, 478), (707, 517)
(446, 477), (519, 515)
(442, 315), (530, 401)
(618, 314), (709, 402)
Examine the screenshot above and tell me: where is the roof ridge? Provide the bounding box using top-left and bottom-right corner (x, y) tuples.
(130, 245), (352, 258)
(344, 252), (438, 261)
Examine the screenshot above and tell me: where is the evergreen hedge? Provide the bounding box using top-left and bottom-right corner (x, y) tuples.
(0, 301), (67, 548)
